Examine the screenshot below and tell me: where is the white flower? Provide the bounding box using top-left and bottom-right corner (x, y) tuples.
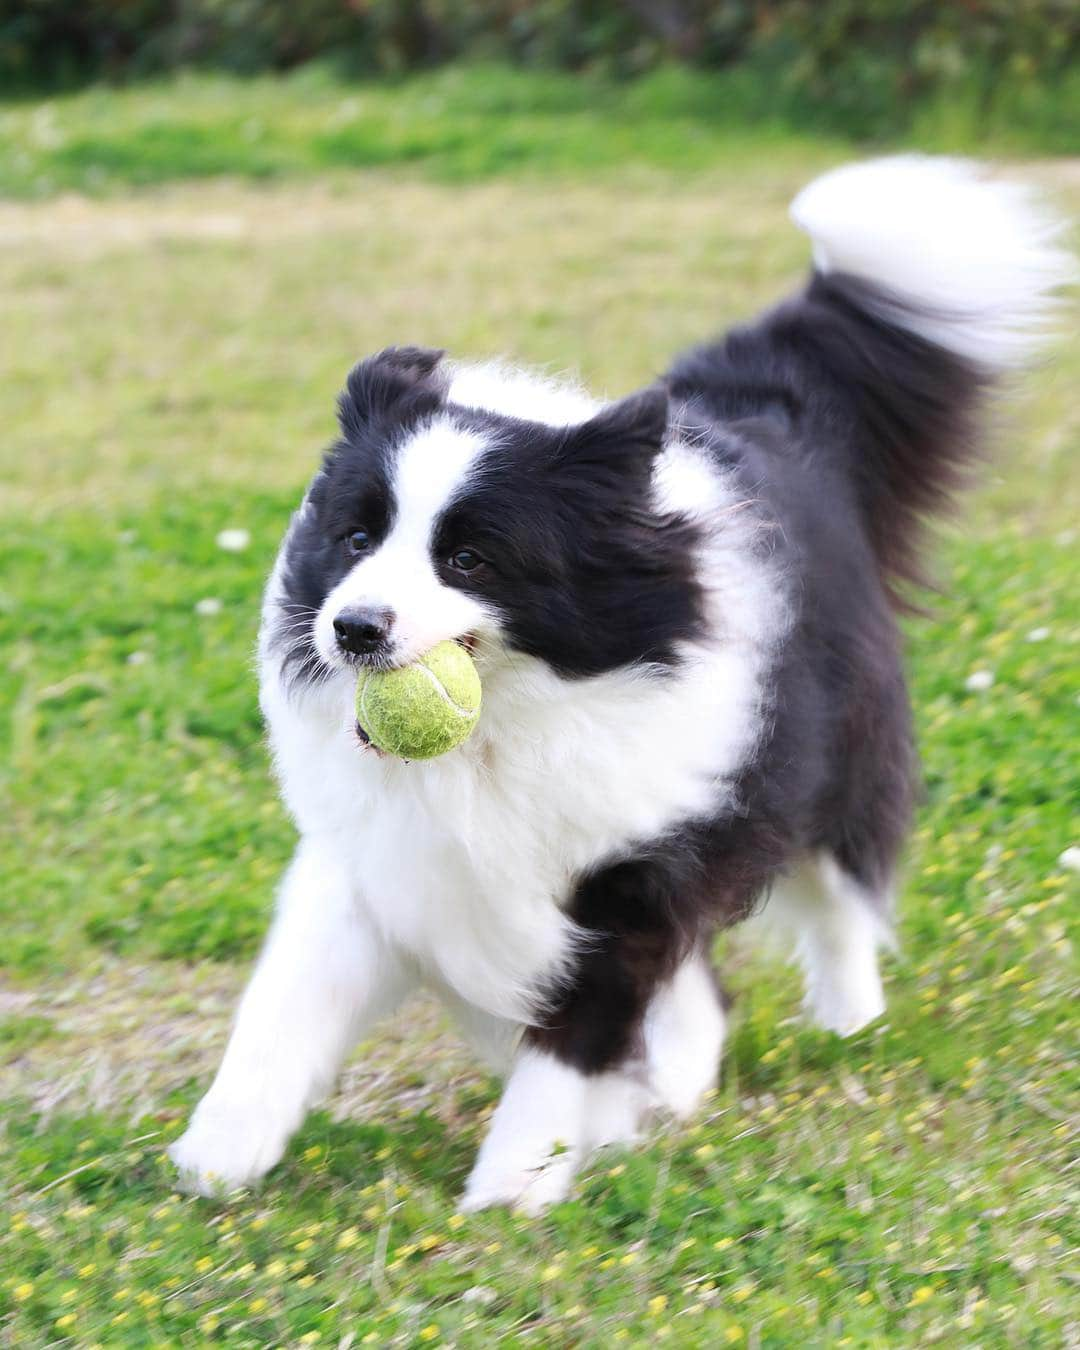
(195, 597), (223, 617)
(1059, 847), (1080, 873)
(461, 1287), (496, 1306)
(1025, 627), (1050, 642)
(965, 670), (994, 692)
(215, 528), (250, 552)
(127, 650), (149, 666)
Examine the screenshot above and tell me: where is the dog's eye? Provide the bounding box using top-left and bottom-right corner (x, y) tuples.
(346, 529), (371, 555)
(448, 548), (484, 574)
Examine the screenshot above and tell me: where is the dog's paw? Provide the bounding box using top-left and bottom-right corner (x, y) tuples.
(459, 1147), (578, 1216)
(169, 1103), (289, 1198)
(804, 971), (885, 1037)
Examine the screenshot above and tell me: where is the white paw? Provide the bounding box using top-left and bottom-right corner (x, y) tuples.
(459, 1146), (578, 1215)
(805, 977), (885, 1037)
(169, 1101), (290, 1197)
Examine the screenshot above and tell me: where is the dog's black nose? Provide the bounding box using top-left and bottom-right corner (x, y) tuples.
(333, 606), (395, 655)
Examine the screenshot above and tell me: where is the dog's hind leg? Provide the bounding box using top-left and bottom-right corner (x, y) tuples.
(643, 952), (727, 1118)
(759, 852), (889, 1036)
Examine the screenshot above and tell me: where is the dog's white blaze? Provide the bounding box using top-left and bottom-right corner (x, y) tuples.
(312, 418), (491, 666)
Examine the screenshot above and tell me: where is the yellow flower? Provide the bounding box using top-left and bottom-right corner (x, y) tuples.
(249, 1297), (268, 1314)
(541, 1264), (562, 1281)
(909, 1286), (934, 1306)
(419, 1326), (439, 1342)
(713, 1238), (734, 1252)
(447, 1214), (465, 1231)
(13, 1283), (34, 1302)
(55, 1313), (77, 1330)
(856, 1291), (873, 1306)
(195, 1256), (213, 1273)
(725, 1330), (744, 1344)
(648, 1295), (668, 1315)
(731, 1285), (754, 1303)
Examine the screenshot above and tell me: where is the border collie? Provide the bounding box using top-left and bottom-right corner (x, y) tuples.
(171, 157), (1071, 1211)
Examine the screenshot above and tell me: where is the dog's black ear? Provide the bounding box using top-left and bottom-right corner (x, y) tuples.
(562, 384), (670, 472)
(338, 346), (447, 436)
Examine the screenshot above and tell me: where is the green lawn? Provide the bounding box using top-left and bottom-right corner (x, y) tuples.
(0, 84), (1077, 1346)
(4, 61), (1079, 203)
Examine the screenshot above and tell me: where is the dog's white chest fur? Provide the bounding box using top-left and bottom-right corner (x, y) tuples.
(260, 628), (770, 1020)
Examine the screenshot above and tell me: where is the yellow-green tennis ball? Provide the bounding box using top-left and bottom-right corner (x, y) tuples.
(355, 640), (482, 760)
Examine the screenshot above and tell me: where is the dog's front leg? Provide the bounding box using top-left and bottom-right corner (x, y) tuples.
(460, 1044), (654, 1215)
(461, 856), (719, 1215)
(170, 837), (411, 1196)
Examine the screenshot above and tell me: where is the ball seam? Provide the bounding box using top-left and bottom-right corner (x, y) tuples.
(411, 660), (474, 719)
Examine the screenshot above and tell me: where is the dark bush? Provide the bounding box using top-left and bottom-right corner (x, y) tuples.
(1, 0), (1076, 142)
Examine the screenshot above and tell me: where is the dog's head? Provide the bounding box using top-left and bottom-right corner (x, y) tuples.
(271, 347), (703, 702)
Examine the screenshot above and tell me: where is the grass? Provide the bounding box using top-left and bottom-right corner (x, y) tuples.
(3, 61), (1080, 203)
(0, 98), (1078, 1345)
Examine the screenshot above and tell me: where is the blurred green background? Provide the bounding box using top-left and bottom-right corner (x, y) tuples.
(3, 0), (1079, 156)
(1, 4), (1078, 1347)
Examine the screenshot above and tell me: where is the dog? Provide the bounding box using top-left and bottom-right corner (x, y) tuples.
(170, 156), (1071, 1211)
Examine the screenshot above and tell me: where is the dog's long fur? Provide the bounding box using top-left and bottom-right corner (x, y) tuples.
(171, 157), (1072, 1211)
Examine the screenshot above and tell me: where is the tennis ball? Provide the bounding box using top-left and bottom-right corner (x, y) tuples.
(355, 640), (482, 760)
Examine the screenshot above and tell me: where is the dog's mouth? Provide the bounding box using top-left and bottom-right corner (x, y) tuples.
(353, 633), (478, 755)
(353, 719), (384, 755)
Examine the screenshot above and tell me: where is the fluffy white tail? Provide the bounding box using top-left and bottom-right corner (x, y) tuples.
(790, 155), (1075, 368)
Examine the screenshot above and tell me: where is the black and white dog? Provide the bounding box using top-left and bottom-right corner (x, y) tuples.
(171, 157), (1070, 1211)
